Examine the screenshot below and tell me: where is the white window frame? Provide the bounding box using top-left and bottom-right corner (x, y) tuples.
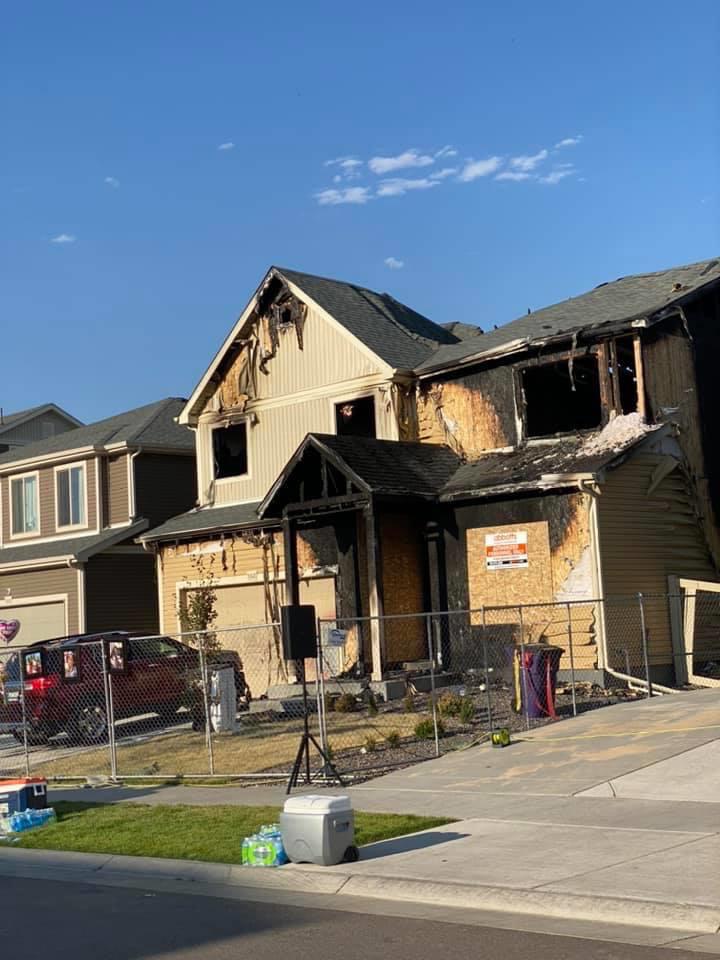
(54, 461), (89, 532)
(211, 420), (252, 484)
(9, 471), (41, 540)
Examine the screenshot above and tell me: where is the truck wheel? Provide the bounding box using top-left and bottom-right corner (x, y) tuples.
(343, 845), (360, 863)
(72, 704), (108, 744)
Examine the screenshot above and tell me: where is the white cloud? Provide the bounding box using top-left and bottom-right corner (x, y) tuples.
(539, 169), (574, 185)
(369, 149), (435, 175)
(50, 233), (76, 244)
(458, 156), (503, 182)
(555, 135), (583, 148)
(376, 177), (439, 197)
(333, 174), (342, 183)
(104, 176), (120, 189)
(495, 171), (533, 182)
(435, 145), (458, 159)
(510, 149), (548, 172)
(217, 141), (235, 151)
(430, 167), (458, 180)
(384, 257), (404, 270)
(324, 156), (363, 181)
(315, 186), (371, 205)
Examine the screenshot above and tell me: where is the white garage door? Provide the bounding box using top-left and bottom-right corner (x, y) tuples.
(0, 601), (66, 649)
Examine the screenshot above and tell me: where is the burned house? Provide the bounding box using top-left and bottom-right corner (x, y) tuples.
(141, 258), (720, 688)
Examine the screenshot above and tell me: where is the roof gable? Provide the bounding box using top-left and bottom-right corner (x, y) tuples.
(0, 403), (81, 437)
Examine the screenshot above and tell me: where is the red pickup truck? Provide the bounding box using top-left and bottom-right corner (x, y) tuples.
(0, 631), (250, 745)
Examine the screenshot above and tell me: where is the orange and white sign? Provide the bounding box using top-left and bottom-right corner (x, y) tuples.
(485, 531), (528, 570)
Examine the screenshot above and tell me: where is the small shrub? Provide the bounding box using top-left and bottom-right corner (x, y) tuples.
(334, 693), (357, 713)
(437, 691), (464, 717)
(366, 692), (379, 716)
(363, 735), (378, 753)
(459, 696), (475, 725)
(385, 730), (401, 748)
(403, 692), (416, 713)
(325, 695), (338, 712)
(414, 716), (444, 740)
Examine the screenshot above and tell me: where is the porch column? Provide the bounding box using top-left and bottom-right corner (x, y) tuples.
(364, 503), (385, 681)
(282, 515), (299, 605)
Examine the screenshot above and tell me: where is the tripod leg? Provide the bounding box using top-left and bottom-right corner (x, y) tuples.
(308, 734), (345, 786)
(287, 736), (307, 794)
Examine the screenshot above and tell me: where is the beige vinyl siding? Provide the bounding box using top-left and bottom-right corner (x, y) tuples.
(1, 460), (96, 540)
(85, 553), (158, 634)
(246, 302), (382, 401)
(198, 389), (396, 506)
(104, 454), (129, 526)
(0, 477), (8, 542)
(134, 453), (197, 528)
(598, 452), (716, 667)
(0, 566), (80, 637)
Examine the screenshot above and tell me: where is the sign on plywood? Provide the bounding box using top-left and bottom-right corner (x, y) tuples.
(485, 531), (528, 571)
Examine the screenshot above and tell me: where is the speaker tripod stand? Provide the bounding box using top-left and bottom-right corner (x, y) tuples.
(286, 659), (344, 794)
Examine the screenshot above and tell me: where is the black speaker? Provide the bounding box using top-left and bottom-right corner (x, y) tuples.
(281, 604), (317, 660)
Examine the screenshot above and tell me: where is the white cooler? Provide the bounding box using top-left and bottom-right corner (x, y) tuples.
(280, 794), (358, 866)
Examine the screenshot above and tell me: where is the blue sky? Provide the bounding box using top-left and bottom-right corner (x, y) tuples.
(2, 1), (718, 422)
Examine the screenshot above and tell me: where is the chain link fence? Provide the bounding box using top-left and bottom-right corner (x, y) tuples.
(1, 593), (719, 784)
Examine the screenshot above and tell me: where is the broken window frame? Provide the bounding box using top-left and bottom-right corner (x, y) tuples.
(517, 335), (646, 441)
(517, 347), (604, 440)
(334, 394), (377, 439)
(212, 419), (250, 481)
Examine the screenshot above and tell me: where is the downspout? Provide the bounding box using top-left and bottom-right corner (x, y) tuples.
(129, 448), (143, 521)
(579, 478), (608, 671)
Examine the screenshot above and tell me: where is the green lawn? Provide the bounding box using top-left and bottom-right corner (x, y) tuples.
(10, 802), (453, 864)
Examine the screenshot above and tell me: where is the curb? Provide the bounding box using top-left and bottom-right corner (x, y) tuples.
(1, 848), (718, 935)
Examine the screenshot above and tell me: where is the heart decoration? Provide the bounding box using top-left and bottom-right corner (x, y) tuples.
(0, 620), (20, 644)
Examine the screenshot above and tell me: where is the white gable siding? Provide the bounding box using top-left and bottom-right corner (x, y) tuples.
(198, 386), (398, 506)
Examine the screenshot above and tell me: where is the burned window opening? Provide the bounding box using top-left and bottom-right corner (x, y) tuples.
(614, 337), (639, 415)
(522, 356), (602, 437)
(335, 396), (377, 438)
(213, 422), (248, 479)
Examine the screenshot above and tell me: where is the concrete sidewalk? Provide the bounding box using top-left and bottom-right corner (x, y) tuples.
(19, 689), (720, 948)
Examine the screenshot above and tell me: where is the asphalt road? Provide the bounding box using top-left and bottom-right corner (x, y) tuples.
(0, 877), (713, 960)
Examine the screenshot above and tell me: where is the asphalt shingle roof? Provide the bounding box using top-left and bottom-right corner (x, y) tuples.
(311, 434), (461, 499)
(140, 501), (265, 543)
(277, 267), (459, 369)
(417, 256), (720, 374)
(0, 521), (148, 567)
(0, 398), (193, 466)
(440, 428), (656, 501)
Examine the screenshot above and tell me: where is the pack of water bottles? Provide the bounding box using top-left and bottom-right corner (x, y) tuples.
(1, 807), (56, 836)
(241, 822), (288, 868)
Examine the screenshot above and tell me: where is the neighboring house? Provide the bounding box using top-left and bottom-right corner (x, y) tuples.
(0, 404), (82, 453)
(141, 258), (720, 688)
(0, 399), (196, 647)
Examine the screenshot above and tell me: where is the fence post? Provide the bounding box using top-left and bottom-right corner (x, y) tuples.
(638, 593), (653, 698)
(481, 607), (493, 732)
(100, 641), (118, 782)
(518, 606), (530, 729)
(198, 635), (216, 775)
(566, 603), (578, 717)
(315, 620), (329, 775)
(425, 614), (440, 758)
(17, 651), (31, 778)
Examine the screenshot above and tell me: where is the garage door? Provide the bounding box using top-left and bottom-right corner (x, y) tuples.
(0, 601), (66, 649)
(182, 578), (336, 696)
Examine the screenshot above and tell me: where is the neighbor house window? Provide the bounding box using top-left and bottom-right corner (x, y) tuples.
(335, 396), (377, 438)
(521, 356), (602, 438)
(11, 474), (39, 536)
(213, 422), (248, 479)
(56, 464), (86, 528)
